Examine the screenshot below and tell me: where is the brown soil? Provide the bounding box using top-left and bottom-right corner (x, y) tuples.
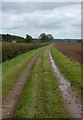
(55, 42), (82, 64)
(2, 53), (40, 118)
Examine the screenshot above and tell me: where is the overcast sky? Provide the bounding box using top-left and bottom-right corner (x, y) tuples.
(1, 2), (81, 39)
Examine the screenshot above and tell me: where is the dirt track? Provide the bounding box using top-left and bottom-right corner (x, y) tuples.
(2, 53), (40, 118)
(49, 50), (81, 118)
(55, 42), (82, 64)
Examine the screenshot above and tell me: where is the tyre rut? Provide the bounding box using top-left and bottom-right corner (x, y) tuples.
(2, 52), (40, 118)
(49, 50), (81, 118)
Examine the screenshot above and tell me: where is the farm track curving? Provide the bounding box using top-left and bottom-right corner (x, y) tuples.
(2, 44), (82, 118)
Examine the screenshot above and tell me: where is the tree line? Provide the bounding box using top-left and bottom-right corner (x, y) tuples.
(0, 33), (54, 43)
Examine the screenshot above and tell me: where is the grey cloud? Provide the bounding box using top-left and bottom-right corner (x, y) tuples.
(2, 2), (79, 14)
(1, 2), (81, 39)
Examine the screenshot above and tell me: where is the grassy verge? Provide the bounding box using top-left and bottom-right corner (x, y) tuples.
(51, 47), (81, 96)
(2, 47), (44, 100)
(14, 46), (70, 118)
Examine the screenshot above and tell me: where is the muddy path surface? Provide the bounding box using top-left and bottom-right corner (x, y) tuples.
(49, 50), (81, 118)
(2, 53), (40, 118)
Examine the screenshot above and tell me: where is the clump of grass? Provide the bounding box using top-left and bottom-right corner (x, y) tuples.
(14, 46), (70, 118)
(51, 47), (81, 96)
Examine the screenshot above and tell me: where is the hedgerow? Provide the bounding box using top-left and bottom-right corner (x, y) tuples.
(2, 42), (48, 62)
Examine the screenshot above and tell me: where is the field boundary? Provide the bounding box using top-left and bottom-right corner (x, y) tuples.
(55, 42), (81, 64)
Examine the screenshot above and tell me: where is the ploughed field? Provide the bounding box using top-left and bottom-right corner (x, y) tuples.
(55, 42), (82, 64)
